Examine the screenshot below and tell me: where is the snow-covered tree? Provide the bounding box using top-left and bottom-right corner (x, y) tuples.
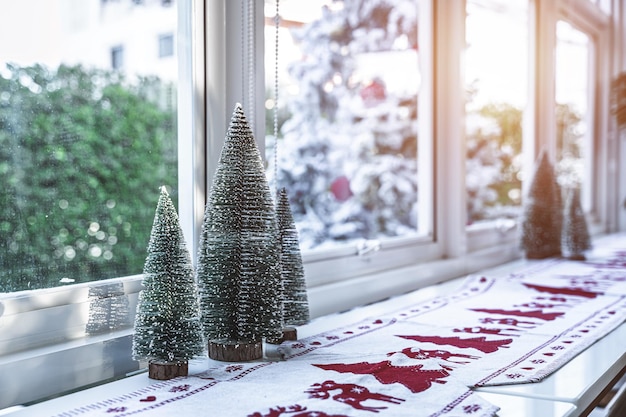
(270, 0), (419, 249)
(276, 187), (309, 327)
(132, 186), (203, 377)
(521, 152), (563, 259)
(561, 187), (591, 260)
(197, 104), (282, 361)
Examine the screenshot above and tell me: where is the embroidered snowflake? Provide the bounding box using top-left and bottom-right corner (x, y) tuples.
(106, 407), (127, 413)
(350, 386), (366, 394)
(531, 359), (546, 364)
(169, 384), (191, 392)
(551, 345), (565, 351)
(463, 404), (482, 413)
(506, 373), (523, 379)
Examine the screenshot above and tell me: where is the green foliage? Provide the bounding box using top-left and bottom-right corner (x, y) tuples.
(556, 103), (584, 188)
(611, 72), (626, 128)
(197, 104), (282, 344)
(0, 64), (177, 292)
(132, 187), (203, 362)
(276, 188), (309, 326)
(466, 103), (523, 222)
(521, 152), (563, 259)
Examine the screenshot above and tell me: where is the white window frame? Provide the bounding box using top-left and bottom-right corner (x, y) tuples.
(463, 0), (531, 252)
(553, 0), (612, 231)
(466, 0), (618, 251)
(532, 0), (613, 232)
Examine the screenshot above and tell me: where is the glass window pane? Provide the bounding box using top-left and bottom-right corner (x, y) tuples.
(555, 20), (591, 208)
(264, 0), (423, 251)
(464, 0), (528, 225)
(158, 33), (175, 58)
(0, 1), (179, 292)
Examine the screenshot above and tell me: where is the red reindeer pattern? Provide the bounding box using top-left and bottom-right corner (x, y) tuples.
(306, 380), (405, 412)
(453, 326), (522, 337)
(248, 404), (348, 417)
(470, 308), (564, 321)
(523, 282), (599, 299)
(314, 361), (449, 394)
(479, 317), (537, 329)
(397, 335), (513, 354)
(388, 347), (480, 364)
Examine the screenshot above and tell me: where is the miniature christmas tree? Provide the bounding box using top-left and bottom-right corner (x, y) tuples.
(521, 151), (563, 259)
(132, 186), (204, 379)
(561, 187), (591, 260)
(272, 188), (310, 342)
(197, 104), (282, 361)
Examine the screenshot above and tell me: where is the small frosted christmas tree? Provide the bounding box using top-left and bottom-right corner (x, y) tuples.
(272, 187), (309, 342)
(132, 186), (204, 379)
(561, 187), (591, 260)
(197, 104), (282, 361)
(521, 151), (563, 259)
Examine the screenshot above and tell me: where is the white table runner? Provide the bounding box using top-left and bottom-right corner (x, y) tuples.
(54, 235), (626, 417)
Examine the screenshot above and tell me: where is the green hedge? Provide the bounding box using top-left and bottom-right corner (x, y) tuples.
(0, 64), (177, 292)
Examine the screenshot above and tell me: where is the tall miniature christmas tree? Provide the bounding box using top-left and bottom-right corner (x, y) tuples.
(521, 151), (563, 259)
(197, 104), (282, 362)
(561, 187), (591, 260)
(273, 187), (309, 342)
(132, 186), (204, 379)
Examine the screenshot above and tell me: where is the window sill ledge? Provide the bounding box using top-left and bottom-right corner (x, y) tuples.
(0, 329), (138, 409)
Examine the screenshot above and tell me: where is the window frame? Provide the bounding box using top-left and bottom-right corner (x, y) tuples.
(465, 0), (616, 250)
(110, 44), (124, 69)
(532, 0), (613, 231)
(158, 33), (175, 58)
(553, 0), (612, 230)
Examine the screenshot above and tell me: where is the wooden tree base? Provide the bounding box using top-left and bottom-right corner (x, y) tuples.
(282, 326), (298, 341)
(565, 253), (586, 261)
(208, 340), (262, 362)
(148, 360), (188, 380)
(266, 327), (298, 345)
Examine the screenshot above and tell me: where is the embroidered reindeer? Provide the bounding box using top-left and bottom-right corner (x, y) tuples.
(248, 404), (348, 417)
(389, 347), (480, 364)
(306, 380), (404, 413)
(314, 361), (449, 394)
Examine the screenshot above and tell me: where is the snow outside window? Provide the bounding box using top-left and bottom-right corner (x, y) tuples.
(464, 0), (528, 227)
(263, 0), (430, 258)
(555, 20), (592, 212)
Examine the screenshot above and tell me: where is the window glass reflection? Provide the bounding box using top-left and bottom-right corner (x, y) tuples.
(555, 20), (590, 207)
(465, 0), (528, 225)
(264, 0), (422, 251)
(0, 0), (179, 292)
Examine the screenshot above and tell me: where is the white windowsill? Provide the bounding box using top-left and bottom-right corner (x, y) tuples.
(4, 238), (625, 417)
